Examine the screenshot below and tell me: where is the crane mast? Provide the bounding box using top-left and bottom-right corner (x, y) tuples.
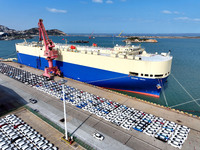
(38, 19), (61, 78)
(117, 31), (123, 37)
(89, 31), (95, 39)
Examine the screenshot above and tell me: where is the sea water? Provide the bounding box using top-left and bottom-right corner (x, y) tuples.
(0, 36), (200, 116)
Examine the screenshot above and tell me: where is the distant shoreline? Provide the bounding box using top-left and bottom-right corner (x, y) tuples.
(2, 34), (200, 41)
(125, 36), (200, 39)
(66, 34), (200, 39)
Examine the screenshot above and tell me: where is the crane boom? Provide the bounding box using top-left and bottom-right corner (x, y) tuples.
(38, 19), (57, 58)
(118, 31), (123, 37)
(38, 19), (61, 78)
(89, 31), (95, 39)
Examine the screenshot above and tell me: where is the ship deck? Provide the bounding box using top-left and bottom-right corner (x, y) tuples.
(17, 42), (172, 62)
(0, 61), (199, 150)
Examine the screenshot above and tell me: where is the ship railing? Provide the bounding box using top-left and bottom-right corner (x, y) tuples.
(17, 42), (43, 47)
(77, 48), (137, 60)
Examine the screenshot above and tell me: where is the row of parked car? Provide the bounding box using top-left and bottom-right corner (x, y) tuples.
(0, 63), (49, 87)
(167, 125), (190, 149)
(0, 63), (190, 149)
(0, 114), (58, 150)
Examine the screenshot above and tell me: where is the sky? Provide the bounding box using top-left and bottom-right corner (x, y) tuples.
(1, 0), (200, 34)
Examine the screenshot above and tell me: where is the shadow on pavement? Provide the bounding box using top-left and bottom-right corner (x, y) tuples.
(70, 114), (92, 136)
(0, 84), (27, 116)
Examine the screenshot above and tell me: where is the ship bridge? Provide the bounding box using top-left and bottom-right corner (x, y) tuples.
(135, 52), (172, 62)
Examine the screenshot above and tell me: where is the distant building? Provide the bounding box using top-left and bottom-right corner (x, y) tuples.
(0, 32), (8, 37)
(0, 32), (4, 36)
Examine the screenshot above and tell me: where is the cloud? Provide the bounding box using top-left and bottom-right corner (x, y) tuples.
(120, 0), (126, 1)
(92, 0), (103, 3)
(174, 17), (189, 20)
(193, 18), (200, 21)
(162, 10), (183, 15)
(174, 17), (200, 22)
(46, 8), (67, 13)
(129, 18), (134, 21)
(174, 11), (180, 15)
(106, 0), (113, 3)
(80, 1), (88, 4)
(162, 10), (172, 14)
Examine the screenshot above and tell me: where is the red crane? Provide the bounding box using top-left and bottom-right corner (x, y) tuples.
(38, 19), (61, 78)
(89, 31), (95, 39)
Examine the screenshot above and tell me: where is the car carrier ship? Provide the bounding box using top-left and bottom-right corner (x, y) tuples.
(15, 20), (173, 98)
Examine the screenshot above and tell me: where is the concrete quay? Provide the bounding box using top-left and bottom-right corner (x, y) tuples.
(0, 61), (200, 150)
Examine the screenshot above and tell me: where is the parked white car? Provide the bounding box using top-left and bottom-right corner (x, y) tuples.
(93, 132), (104, 141)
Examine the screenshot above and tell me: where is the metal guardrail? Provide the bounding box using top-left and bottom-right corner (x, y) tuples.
(73, 137), (94, 150)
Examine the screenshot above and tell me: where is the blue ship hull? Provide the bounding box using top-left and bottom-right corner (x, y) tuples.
(17, 52), (166, 97)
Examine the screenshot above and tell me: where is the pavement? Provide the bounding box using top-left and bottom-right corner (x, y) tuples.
(0, 62), (200, 150)
(0, 74), (133, 150)
(0, 84), (26, 115)
(10, 108), (83, 150)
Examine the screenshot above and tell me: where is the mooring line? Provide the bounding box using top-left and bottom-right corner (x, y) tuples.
(87, 75), (128, 84)
(171, 74), (200, 108)
(160, 79), (168, 107)
(170, 98), (200, 108)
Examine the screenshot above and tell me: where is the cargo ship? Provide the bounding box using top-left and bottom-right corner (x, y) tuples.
(15, 41), (172, 98)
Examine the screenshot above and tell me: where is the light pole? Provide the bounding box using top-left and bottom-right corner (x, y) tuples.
(58, 79), (68, 140)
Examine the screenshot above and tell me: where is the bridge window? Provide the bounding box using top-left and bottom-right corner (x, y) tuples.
(155, 74), (163, 77)
(129, 72), (138, 76)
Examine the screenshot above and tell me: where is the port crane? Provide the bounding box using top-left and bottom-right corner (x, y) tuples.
(117, 31), (123, 37)
(89, 31), (95, 39)
(38, 19), (61, 78)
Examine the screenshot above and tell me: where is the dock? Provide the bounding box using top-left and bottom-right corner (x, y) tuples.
(0, 61), (200, 150)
